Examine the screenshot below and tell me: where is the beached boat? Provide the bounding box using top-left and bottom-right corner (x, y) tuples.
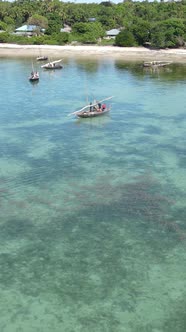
(143, 60), (172, 67)
(36, 56), (48, 61)
(69, 96), (113, 118)
(41, 59), (63, 69)
(29, 71), (39, 82)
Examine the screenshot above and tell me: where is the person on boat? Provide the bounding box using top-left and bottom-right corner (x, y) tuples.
(89, 102), (93, 112)
(102, 103), (106, 111)
(98, 102), (102, 111)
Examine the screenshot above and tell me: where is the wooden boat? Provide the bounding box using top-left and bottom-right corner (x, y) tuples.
(29, 71), (39, 82)
(77, 107), (110, 118)
(68, 96), (113, 118)
(36, 56), (48, 61)
(41, 59), (63, 69)
(143, 60), (172, 67)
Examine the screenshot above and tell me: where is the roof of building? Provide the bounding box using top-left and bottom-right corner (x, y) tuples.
(88, 18), (96, 22)
(106, 29), (120, 36)
(15, 25), (40, 32)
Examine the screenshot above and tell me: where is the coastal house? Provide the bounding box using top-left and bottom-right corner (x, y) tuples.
(105, 29), (120, 39)
(15, 25), (45, 36)
(88, 18), (96, 22)
(60, 25), (72, 33)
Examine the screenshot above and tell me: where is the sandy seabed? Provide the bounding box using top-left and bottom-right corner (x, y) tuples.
(1, 43), (186, 62)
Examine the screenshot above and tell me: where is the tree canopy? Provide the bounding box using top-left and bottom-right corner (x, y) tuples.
(0, 0), (185, 48)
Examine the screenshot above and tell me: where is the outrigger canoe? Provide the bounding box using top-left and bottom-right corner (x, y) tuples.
(77, 107), (110, 118)
(68, 96), (113, 118)
(41, 59), (63, 69)
(36, 56), (48, 61)
(143, 60), (172, 67)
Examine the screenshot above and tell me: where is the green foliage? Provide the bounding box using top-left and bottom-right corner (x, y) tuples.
(72, 22), (87, 34)
(115, 29), (137, 47)
(81, 32), (97, 44)
(31, 35), (54, 45)
(0, 32), (32, 45)
(100, 1), (114, 7)
(0, 32), (9, 43)
(51, 32), (69, 45)
(72, 22), (105, 43)
(3, 16), (15, 27)
(98, 6), (116, 29)
(64, 4), (87, 26)
(150, 18), (186, 48)
(98, 15), (116, 29)
(27, 14), (48, 29)
(99, 38), (115, 46)
(45, 13), (61, 35)
(0, 21), (7, 31)
(0, 0), (186, 48)
(0, 31), (69, 46)
(132, 18), (151, 45)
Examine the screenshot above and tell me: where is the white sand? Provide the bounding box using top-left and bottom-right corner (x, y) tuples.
(1, 43), (186, 62)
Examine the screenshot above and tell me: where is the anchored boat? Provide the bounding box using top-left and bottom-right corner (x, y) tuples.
(29, 71), (39, 82)
(41, 59), (63, 69)
(36, 56), (48, 61)
(143, 60), (172, 67)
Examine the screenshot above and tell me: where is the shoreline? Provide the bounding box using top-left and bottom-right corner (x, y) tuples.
(1, 43), (186, 62)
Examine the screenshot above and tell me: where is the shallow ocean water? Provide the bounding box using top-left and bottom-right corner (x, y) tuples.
(0, 56), (186, 331)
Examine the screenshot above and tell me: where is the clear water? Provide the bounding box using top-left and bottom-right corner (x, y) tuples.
(0, 56), (186, 331)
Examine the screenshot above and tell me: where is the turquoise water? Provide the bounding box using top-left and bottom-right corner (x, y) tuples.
(0, 56), (186, 331)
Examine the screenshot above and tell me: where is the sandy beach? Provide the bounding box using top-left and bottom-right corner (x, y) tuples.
(1, 43), (186, 62)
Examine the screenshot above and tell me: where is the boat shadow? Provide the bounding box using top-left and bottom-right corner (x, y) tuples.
(74, 113), (111, 127)
(29, 80), (39, 85)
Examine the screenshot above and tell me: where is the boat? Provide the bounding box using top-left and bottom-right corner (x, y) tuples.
(41, 59), (63, 69)
(36, 56), (48, 61)
(143, 60), (172, 67)
(29, 71), (39, 82)
(76, 107), (110, 118)
(29, 60), (39, 82)
(68, 96), (113, 118)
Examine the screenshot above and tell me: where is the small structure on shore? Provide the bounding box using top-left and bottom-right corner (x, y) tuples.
(15, 25), (45, 36)
(60, 25), (72, 33)
(105, 29), (120, 39)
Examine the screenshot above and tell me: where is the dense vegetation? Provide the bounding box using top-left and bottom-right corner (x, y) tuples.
(0, 0), (186, 49)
